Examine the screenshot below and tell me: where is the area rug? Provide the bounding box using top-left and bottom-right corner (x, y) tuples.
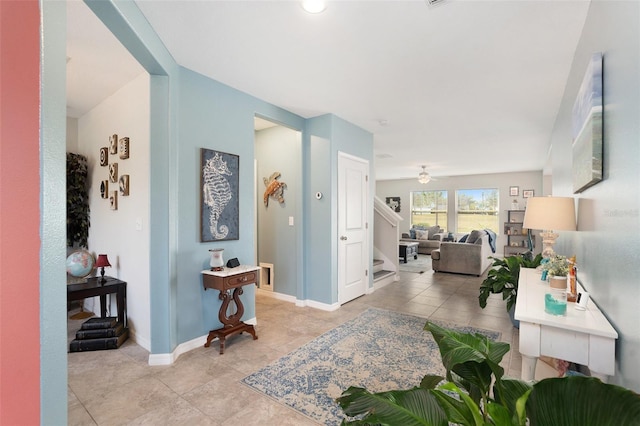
(241, 307), (500, 425)
(399, 254), (432, 273)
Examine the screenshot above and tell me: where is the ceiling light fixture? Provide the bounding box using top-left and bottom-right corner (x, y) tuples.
(418, 166), (431, 184)
(302, 0), (326, 14)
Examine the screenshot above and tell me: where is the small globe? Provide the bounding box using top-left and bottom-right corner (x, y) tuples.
(66, 250), (95, 278)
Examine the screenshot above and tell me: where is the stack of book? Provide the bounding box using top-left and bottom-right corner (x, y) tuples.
(69, 317), (129, 352)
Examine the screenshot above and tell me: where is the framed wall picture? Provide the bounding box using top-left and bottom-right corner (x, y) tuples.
(100, 180), (108, 199)
(509, 186), (519, 196)
(572, 52), (603, 193)
(200, 148), (239, 242)
(109, 163), (118, 183)
(109, 191), (118, 210)
(100, 147), (109, 166)
(523, 189), (534, 198)
(119, 174), (129, 196)
(119, 137), (130, 159)
(385, 196), (401, 212)
(109, 134), (118, 154)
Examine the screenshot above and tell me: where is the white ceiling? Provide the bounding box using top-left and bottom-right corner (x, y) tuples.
(67, 0), (591, 181)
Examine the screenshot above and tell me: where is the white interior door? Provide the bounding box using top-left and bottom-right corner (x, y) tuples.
(338, 152), (369, 304)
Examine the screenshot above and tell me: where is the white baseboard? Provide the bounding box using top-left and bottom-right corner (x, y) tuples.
(147, 316), (257, 366)
(128, 328), (150, 352)
(257, 288), (340, 311)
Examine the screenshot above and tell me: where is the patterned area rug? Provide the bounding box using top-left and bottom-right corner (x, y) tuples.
(241, 308), (500, 425)
(399, 254), (432, 273)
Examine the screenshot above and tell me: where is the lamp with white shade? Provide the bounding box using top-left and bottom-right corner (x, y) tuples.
(523, 197), (576, 258)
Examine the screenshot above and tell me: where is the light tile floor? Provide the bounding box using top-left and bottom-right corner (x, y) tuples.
(68, 262), (524, 425)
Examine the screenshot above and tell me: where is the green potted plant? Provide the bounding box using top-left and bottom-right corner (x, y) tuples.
(479, 252), (542, 328)
(541, 254), (570, 289)
(338, 322), (640, 425)
(67, 152), (90, 248)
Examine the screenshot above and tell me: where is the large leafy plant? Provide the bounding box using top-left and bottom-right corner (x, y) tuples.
(67, 152), (90, 248)
(479, 253), (542, 313)
(337, 322), (640, 425)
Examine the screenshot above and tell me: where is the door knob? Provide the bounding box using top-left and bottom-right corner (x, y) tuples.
(340, 236), (347, 240)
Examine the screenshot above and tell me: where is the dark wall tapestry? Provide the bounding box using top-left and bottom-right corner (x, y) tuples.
(201, 148), (239, 242)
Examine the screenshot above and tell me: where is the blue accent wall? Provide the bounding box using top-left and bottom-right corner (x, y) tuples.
(304, 115), (374, 304)
(40, 2), (373, 420)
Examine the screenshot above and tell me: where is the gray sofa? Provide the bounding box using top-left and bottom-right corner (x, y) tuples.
(431, 230), (492, 276)
(400, 225), (445, 255)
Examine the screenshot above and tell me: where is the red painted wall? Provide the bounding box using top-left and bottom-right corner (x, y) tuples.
(0, 1), (42, 424)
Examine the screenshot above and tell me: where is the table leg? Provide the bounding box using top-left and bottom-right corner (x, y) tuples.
(100, 295), (107, 318)
(117, 286), (126, 327)
(521, 354), (537, 382)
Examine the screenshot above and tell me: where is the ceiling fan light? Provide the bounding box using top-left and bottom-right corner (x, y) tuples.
(302, 0), (326, 14)
(418, 165), (431, 184)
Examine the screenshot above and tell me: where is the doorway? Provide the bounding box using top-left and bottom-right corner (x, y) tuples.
(254, 117), (302, 297)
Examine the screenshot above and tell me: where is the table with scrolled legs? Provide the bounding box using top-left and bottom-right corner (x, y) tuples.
(202, 266), (260, 354)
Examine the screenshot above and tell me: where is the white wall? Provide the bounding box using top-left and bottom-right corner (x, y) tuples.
(66, 117), (78, 152)
(76, 72), (151, 350)
(547, 0), (640, 391)
(376, 171), (542, 256)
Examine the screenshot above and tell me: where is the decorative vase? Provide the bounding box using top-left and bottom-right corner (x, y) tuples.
(549, 275), (568, 290)
(545, 288), (567, 316)
(209, 248), (224, 271)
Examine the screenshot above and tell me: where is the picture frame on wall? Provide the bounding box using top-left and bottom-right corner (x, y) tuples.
(572, 52), (603, 193)
(509, 186), (519, 196)
(100, 180), (108, 199)
(109, 163), (118, 183)
(200, 148), (239, 242)
(100, 147), (109, 166)
(119, 175), (129, 196)
(523, 189), (534, 198)
(385, 196), (401, 213)
(119, 137), (130, 159)
(109, 134), (118, 154)
(109, 191), (118, 210)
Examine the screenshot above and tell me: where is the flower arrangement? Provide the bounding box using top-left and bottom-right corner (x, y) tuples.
(542, 254), (570, 277)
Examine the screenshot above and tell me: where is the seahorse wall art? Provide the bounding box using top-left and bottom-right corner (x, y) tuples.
(202, 152), (233, 239)
(263, 172), (287, 207)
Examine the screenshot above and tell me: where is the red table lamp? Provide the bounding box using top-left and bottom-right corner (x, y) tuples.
(95, 254), (111, 283)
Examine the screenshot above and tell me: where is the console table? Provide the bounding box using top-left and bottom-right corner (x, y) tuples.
(67, 277), (127, 326)
(515, 268), (617, 382)
(202, 266), (259, 354)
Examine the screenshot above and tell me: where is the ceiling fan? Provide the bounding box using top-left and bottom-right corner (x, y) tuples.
(418, 165), (431, 184)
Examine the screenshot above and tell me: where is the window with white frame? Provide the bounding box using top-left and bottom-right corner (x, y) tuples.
(410, 190), (448, 229)
(455, 189), (499, 233)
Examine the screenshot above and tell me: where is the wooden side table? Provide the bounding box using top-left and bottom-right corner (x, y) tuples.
(202, 266), (260, 354)
(67, 277), (127, 326)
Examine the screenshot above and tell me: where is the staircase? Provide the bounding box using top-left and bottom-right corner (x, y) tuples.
(373, 259), (395, 284)
(373, 196), (403, 288)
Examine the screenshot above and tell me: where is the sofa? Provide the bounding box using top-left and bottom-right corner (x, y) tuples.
(431, 230), (492, 276)
(400, 225), (445, 255)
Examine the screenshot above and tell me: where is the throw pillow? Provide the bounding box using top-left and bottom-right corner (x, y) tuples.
(427, 225), (440, 238)
(409, 229), (416, 239)
(466, 230), (485, 244)
(458, 234), (469, 243)
(415, 229), (429, 240)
